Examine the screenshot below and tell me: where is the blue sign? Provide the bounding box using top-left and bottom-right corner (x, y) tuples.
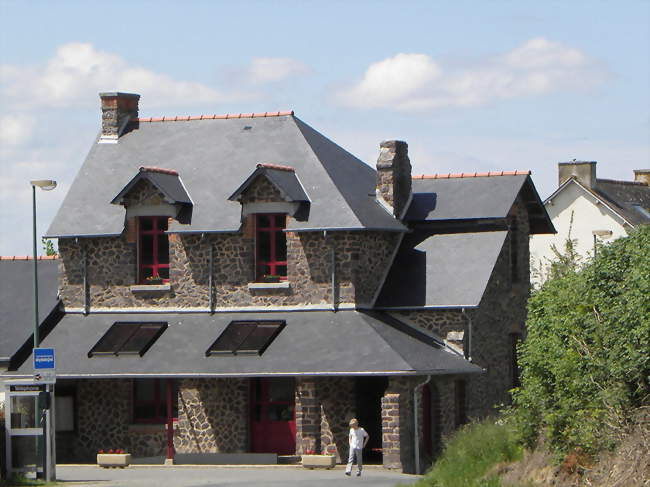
(34, 348), (56, 370)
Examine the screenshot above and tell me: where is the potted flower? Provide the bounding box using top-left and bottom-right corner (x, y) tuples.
(144, 276), (164, 285)
(301, 449), (336, 469)
(97, 449), (131, 468)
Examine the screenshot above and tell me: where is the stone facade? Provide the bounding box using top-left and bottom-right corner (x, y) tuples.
(376, 140), (412, 217)
(58, 230), (399, 310)
(100, 92), (139, 138)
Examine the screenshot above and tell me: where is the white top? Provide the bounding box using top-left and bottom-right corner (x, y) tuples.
(349, 427), (369, 449)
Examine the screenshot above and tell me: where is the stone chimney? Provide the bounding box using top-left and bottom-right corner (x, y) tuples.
(376, 140), (412, 218)
(558, 160), (597, 189)
(633, 169), (650, 186)
(99, 92), (140, 142)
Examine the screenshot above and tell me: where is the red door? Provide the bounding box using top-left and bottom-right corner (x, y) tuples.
(250, 378), (296, 454)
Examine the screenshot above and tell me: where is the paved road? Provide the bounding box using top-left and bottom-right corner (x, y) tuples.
(54, 465), (421, 487)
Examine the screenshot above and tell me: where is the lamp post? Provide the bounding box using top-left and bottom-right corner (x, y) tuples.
(30, 180), (57, 348)
(592, 229), (613, 258)
(30, 179), (56, 481)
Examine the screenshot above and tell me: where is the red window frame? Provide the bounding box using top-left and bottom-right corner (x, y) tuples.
(138, 216), (170, 283)
(255, 214), (287, 281)
(133, 379), (178, 424)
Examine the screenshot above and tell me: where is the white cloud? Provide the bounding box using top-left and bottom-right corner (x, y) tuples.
(246, 57), (310, 84)
(0, 114), (36, 146)
(0, 42), (225, 108)
(336, 38), (607, 110)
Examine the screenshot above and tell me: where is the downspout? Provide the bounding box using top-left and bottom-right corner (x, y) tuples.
(462, 307), (472, 362)
(414, 375), (431, 474)
(325, 230), (337, 311)
(208, 242), (214, 313)
(82, 245), (89, 315)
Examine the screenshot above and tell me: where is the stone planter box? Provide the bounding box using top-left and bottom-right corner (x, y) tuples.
(301, 455), (336, 469)
(97, 453), (131, 468)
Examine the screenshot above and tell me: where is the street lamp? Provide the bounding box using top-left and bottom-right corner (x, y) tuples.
(592, 229), (613, 258)
(30, 180), (56, 349)
(30, 179), (56, 481)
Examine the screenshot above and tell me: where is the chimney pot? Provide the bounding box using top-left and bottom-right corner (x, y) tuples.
(633, 169), (650, 186)
(99, 92), (140, 141)
(376, 140), (412, 218)
(558, 161), (597, 189)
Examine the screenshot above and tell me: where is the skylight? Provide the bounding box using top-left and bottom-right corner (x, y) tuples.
(88, 322), (167, 357)
(206, 321), (285, 356)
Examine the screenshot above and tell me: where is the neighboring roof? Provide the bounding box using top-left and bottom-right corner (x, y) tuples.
(111, 166), (193, 206)
(228, 163), (310, 203)
(11, 310), (481, 377)
(47, 114), (405, 238)
(376, 231), (507, 309)
(406, 172), (553, 234)
(545, 177), (650, 227)
(593, 179), (650, 226)
(0, 258), (60, 363)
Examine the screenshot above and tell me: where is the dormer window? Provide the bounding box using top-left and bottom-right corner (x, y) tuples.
(139, 216), (170, 283)
(256, 214), (287, 281)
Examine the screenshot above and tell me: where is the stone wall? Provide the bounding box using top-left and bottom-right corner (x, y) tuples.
(381, 376), (416, 472)
(317, 377), (356, 462)
(175, 378), (248, 454)
(58, 378), (249, 462)
(59, 229), (399, 310)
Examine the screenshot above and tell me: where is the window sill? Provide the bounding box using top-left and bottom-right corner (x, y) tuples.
(247, 281), (291, 291)
(130, 284), (171, 293)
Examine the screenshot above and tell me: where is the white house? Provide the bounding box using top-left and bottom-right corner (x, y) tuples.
(530, 161), (650, 284)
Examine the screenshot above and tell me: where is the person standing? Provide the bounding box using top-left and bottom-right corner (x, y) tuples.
(345, 418), (369, 477)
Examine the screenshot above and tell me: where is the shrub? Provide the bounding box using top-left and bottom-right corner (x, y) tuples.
(511, 226), (650, 456)
(411, 420), (522, 487)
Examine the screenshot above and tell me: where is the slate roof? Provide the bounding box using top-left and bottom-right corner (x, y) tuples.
(407, 173), (554, 234)
(592, 179), (650, 226)
(376, 231), (507, 309)
(47, 114), (406, 238)
(11, 310), (481, 377)
(0, 258), (61, 365)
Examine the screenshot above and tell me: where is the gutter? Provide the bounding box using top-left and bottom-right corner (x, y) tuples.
(414, 374), (431, 474)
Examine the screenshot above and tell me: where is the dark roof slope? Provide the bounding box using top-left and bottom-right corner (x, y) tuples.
(376, 231), (507, 308)
(47, 115), (405, 238)
(229, 164), (310, 203)
(0, 258), (61, 363)
(11, 310), (481, 377)
(407, 173), (554, 234)
(593, 179), (650, 226)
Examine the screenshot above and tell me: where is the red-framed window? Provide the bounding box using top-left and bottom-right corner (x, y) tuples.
(133, 379), (178, 424)
(255, 214), (287, 281)
(139, 216), (170, 283)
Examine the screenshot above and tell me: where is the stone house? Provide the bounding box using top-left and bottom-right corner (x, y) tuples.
(530, 161), (650, 285)
(3, 92), (553, 473)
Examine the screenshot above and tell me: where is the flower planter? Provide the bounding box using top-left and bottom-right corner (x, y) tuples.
(97, 453), (131, 468)
(301, 454), (336, 469)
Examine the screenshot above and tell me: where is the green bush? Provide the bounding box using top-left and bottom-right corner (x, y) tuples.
(411, 420), (522, 487)
(511, 226), (650, 456)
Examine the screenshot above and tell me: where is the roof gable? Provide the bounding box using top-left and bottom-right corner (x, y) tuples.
(546, 177), (650, 227)
(111, 167), (192, 206)
(228, 164), (310, 203)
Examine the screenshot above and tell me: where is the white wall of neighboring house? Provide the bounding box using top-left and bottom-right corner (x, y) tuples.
(530, 182), (630, 285)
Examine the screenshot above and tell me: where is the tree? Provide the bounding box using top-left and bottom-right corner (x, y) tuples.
(512, 226), (650, 455)
(42, 238), (57, 256)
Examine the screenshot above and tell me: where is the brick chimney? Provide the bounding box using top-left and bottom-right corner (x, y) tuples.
(558, 161), (597, 189)
(633, 169), (650, 186)
(99, 92), (140, 142)
(376, 140), (412, 218)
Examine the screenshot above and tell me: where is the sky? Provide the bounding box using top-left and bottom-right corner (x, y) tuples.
(1, 0), (648, 256)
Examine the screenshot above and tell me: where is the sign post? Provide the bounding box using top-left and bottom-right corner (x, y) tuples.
(32, 348), (56, 481)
